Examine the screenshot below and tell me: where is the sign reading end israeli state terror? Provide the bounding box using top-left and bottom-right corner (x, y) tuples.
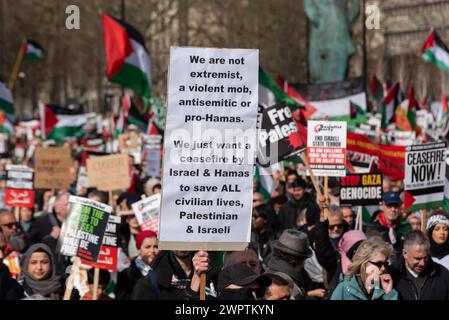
(404, 142), (446, 212)
(160, 47), (258, 251)
(340, 173), (383, 206)
(307, 121), (347, 177)
(58, 196), (111, 262)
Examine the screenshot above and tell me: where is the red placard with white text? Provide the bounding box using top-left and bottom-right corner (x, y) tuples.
(5, 189), (35, 208)
(307, 121), (347, 177)
(82, 215), (120, 271)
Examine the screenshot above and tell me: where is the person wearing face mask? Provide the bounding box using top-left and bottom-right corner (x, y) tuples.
(217, 263), (272, 300)
(116, 230), (159, 300)
(331, 237), (397, 300)
(19, 243), (63, 300)
(426, 214), (449, 270)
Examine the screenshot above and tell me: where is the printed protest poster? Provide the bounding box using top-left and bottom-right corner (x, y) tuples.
(340, 173), (383, 206)
(34, 147), (72, 189)
(257, 102), (304, 167)
(58, 196), (111, 263)
(144, 135), (162, 177)
(307, 121), (347, 177)
(82, 215), (120, 271)
(87, 154), (130, 191)
(404, 142), (446, 211)
(132, 193), (161, 232)
(5, 165), (35, 208)
(160, 47), (259, 250)
(76, 166), (89, 192)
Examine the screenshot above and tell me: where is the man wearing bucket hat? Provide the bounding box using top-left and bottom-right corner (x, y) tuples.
(266, 229), (314, 299)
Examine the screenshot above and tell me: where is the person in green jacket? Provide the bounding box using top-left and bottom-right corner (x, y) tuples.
(331, 237), (398, 300)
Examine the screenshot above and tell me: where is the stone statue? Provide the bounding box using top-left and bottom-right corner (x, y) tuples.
(304, 0), (361, 83)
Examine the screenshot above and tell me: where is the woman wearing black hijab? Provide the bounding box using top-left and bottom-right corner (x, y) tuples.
(19, 243), (63, 299)
(426, 214), (449, 270)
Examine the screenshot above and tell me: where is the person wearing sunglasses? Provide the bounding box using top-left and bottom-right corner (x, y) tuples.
(0, 209), (27, 256)
(331, 237), (397, 300)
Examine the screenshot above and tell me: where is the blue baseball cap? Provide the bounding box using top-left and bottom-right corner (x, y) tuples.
(383, 191), (402, 205)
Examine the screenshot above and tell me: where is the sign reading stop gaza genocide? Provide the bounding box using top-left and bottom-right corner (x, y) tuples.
(58, 196), (111, 263)
(34, 147), (72, 189)
(257, 102), (304, 167)
(404, 142), (446, 212)
(340, 173), (383, 206)
(160, 47), (258, 251)
(307, 121), (347, 177)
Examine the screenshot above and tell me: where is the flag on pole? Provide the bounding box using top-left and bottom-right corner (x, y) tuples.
(0, 81), (14, 114)
(407, 85), (417, 131)
(115, 94), (131, 136)
(39, 103), (88, 140)
(0, 111), (13, 136)
(437, 90), (449, 128)
(22, 40), (44, 61)
(370, 73), (384, 101)
(255, 165), (276, 202)
(419, 29), (449, 72)
(381, 82), (402, 130)
(258, 68), (297, 109)
(101, 13), (151, 100)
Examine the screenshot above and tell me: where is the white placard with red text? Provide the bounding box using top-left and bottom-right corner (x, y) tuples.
(307, 121), (347, 177)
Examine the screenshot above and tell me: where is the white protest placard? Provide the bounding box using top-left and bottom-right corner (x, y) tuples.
(159, 47), (259, 251)
(131, 193), (161, 232)
(404, 142), (446, 212)
(307, 121), (347, 177)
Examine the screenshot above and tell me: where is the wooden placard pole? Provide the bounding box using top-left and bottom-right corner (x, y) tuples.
(357, 206), (363, 232)
(92, 267), (100, 300)
(200, 272), (206, 300)
(421, 209), (427, 232)
(300, 152), (330, 220)
(63, 257), (81, 300)
(14, 207), (20, 224)
(109, 190), (113, 208)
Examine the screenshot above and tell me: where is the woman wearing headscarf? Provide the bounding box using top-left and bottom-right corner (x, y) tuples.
(331, 237), (397, 300)
(19, 243), (63, 300)
(426, 215), (449, 270)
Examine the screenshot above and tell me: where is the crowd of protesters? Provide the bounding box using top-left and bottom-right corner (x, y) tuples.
(1, 123), (449, 301)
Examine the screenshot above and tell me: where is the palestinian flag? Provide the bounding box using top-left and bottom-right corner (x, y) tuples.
(255, 164), (276, 202)
(381, 82), (402, 130)
(407, 85), (418, 131)
(258, 68), (297, 109)
(0, 81), (14, 114)
(437, 90), (449, 127)
(127, 98), (150, 132)
(102, 13), (151, 100)
(147, 120), (163, 136)
(39, 103), (88, 140)
(0, 111), (13, 136)
(419, 29), (449, 72)
(22, 40), (43, 61)
(115, 94), (131, 137)
(276, 75), (317, 121)
(370, 73), (384, 101)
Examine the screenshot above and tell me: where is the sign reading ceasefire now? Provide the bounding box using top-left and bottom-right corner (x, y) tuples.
(340, 173), (383, 206)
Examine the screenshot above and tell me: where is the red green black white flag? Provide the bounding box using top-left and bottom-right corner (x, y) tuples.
(419, 29), (449, 72)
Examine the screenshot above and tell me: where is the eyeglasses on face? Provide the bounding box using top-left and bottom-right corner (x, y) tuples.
(1, 222), (18, 229)
(328, 224), (344, 230)
(368, 260), (389, 270)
